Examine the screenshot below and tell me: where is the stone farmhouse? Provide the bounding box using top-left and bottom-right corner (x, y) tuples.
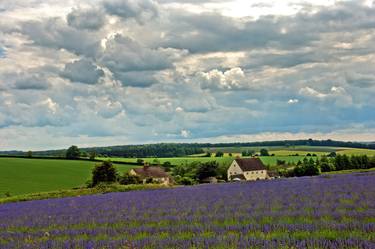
(129, 164), (171, 185)
(227, 158), (268, 181)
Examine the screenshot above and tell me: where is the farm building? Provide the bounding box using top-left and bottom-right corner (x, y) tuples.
(129, 164), (171, 185)
(227, 158), (268, 181)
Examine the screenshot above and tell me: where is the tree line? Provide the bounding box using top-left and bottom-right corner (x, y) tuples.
(3, 139), (375, 158)
(279, 154), (375, 177)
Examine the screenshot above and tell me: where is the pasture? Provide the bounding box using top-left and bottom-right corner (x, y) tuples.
(97, 146), (375, 168)
(206, 145), (375, 156)
(0, 158), (135, 196)
(1, 172), (374, 248)
(99, 155), (315, 168)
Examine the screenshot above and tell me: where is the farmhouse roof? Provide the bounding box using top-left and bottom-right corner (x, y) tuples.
(234, 158), (266, 172)
(133, 166), (169, 178)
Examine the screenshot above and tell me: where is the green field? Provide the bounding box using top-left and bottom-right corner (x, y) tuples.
(99, 155), (310, 168)
(98, 145), (375, 168)
(0, 158), (136, 196)
(205, 145), (375, 155)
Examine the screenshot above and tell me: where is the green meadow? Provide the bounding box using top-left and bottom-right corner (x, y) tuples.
(0, 158), (135, 196)
(98, 146), (375, 168)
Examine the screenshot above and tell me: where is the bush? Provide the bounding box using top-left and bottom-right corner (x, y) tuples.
(260, 149), (269, 156)
(215, 151), (224, 157)
(92, 161), (118, 187)
(120, 173), (141, 185)
(292, 158), (320, 177)
(195, 161), (219, 182)
(174, 176), (196, 185)
(89, 151), (97, 160)
(162, 161), (173, 172)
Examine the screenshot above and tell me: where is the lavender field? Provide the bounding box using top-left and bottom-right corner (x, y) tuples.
(1, 173), (374, 249)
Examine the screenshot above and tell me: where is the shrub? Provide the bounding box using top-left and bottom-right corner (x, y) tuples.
(215, 151), (224, 157)
(174, 176), (196, 185)
(162, 161), (173, 172)
(92, 161), (118, 187)
(260, 149), (269, 156)
(195, 161), (219, 182)
(89, 152), (97, 160)
(120, 173), (141, 185)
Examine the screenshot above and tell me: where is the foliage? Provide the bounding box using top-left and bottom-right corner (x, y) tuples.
(66, 145), (80, 159)
(91, 161), (118, 186)
(327, 151), (337, 157)
(215, 151), (224, 157)
(174, 176), (196, 185)
(260, 148), (270, 156)
(319, 156), (334, 172)
(89, 151), (96, 160)
(120, 173), (141, 185)
(195, 161), (219, 182)
(288, 158), (320, 177)
(26, 151), (32, 158)
(162, 161), (173, 172)
(241, 150), (255, 157)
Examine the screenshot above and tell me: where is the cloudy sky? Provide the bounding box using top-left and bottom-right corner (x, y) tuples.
(1, 0), (375, 150)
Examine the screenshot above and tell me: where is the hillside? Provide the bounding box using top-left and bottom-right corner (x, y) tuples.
(0, 158), (136, 196)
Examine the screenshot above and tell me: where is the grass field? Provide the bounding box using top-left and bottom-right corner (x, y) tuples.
(0, 158), (136, 196)
(100, 155), (311, 168)
(205, 145), (375, 156)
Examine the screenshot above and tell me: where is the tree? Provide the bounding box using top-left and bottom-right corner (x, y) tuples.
(162, 161), (173, 172)
(89, 151), (97, 160)
(215, 151), (224, 157)
(369, 156), (375, 169)
(195, 161), (219, 182)
(242, 150), (255, 157)
(328, 152), (337, 157)
(260, 149), (270, 156)
(304, 158), (320, 176)
(319, 156), (333, 172)
(66, 145), (80, 159)
(293, 158), (320, 176)
(26, 151), (32, 158)
(91, 161), (118, 186)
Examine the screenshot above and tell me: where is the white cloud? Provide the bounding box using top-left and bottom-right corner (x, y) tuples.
(0, 0), (375, 150)
(197, 67), (248, 90)
(299, 86), (353, 106)
(288, 99), (299, 104)
(180, 129), (190, 138)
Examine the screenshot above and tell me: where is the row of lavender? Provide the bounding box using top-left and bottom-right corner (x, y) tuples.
(1, 173), (374, 248)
